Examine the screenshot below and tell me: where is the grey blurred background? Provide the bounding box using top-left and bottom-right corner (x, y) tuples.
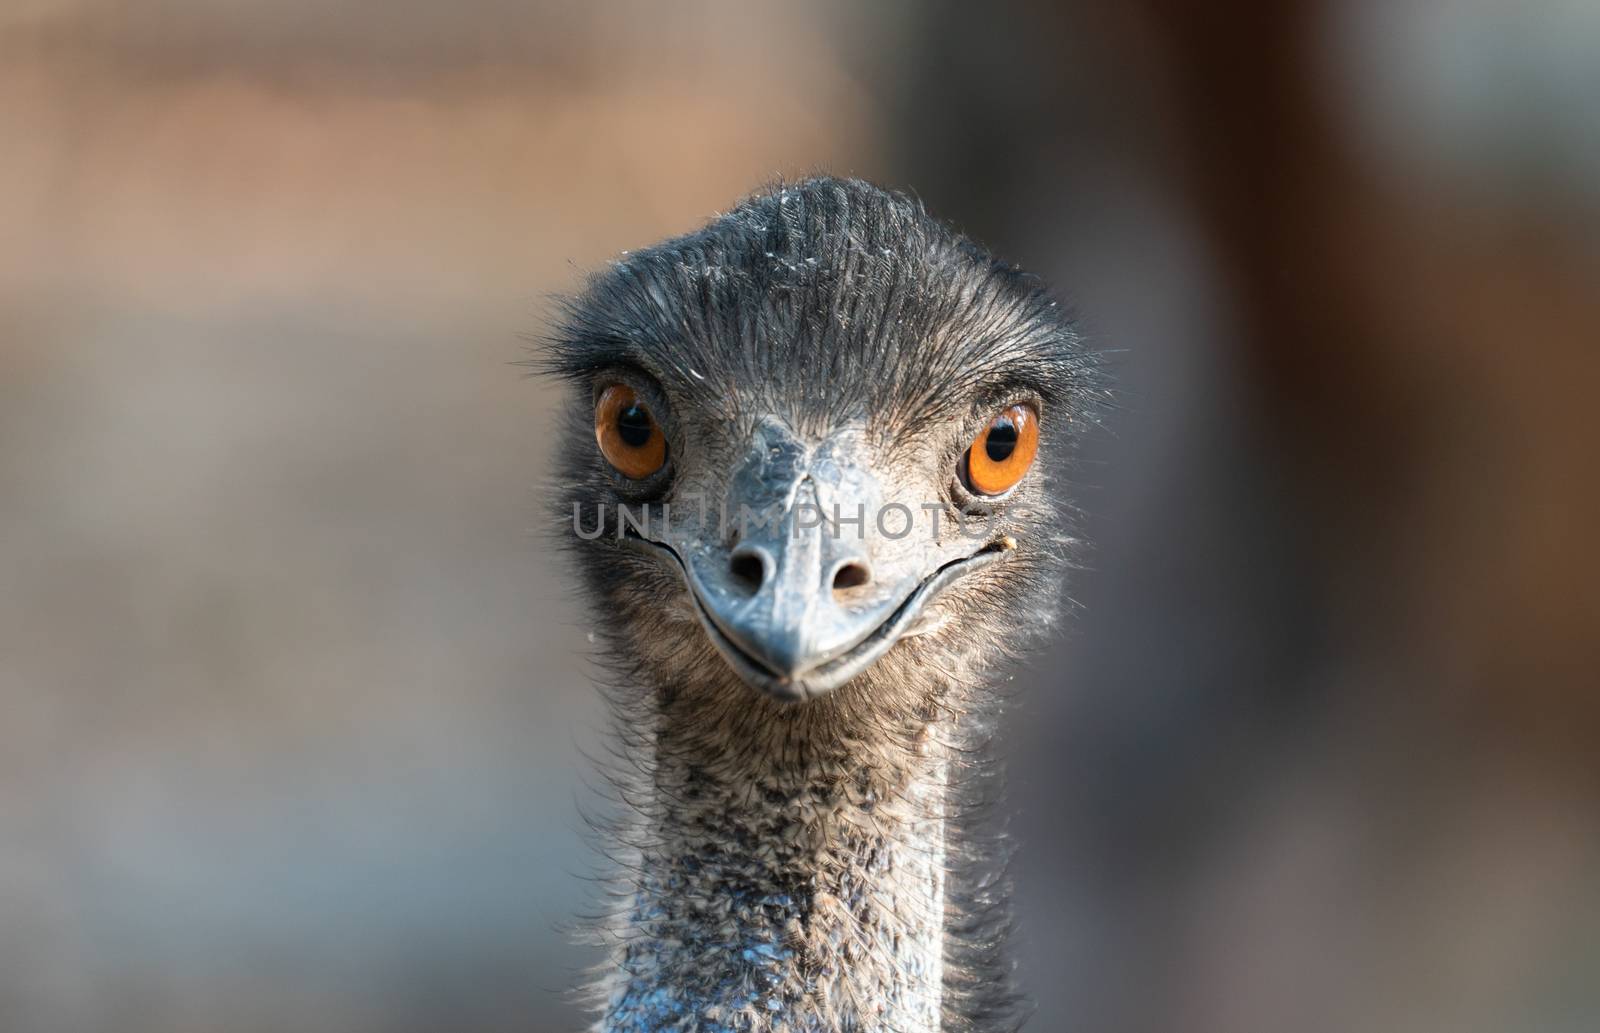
(4, 2), (1598, 1031)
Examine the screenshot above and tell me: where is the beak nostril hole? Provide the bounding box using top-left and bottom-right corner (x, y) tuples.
(832, 561), (871, 593)
(729, 551), (766, 594)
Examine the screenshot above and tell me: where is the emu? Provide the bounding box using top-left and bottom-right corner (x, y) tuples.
(546, 177), (1097, 1032)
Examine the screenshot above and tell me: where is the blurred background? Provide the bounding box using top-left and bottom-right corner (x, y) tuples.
(3, 1), (1598, 1030)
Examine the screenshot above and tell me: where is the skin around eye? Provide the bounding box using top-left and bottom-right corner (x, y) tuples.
(964, 404), (1038, 495)
(595, 384), (667, 479)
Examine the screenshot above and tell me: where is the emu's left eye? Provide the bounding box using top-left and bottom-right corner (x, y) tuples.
(595, 384), (667, 479)
(961, 404), (1039, 496)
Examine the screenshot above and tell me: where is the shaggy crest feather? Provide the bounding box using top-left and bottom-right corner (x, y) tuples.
(542, 177), (1102, 1032)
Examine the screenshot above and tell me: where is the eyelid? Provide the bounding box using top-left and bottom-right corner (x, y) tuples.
(592, 366), (660, 404)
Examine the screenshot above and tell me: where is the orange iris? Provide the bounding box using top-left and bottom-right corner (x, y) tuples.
(965, 404), (1039, 495)
(594, 384), (667, 479)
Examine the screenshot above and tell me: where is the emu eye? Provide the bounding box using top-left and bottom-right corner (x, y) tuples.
(962, 404), (1039, 496)
(595, 384), (667, 479)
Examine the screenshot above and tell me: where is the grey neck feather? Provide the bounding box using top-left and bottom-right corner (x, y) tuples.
(595, 694), (952, 1033)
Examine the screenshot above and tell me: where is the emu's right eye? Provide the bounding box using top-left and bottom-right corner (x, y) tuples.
(594, 384), (667, 479)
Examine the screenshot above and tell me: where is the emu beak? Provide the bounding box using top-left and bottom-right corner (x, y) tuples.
(624, 419), (1005, 701)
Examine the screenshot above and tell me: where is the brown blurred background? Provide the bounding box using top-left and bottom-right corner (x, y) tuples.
(3, 2), (1598, 1031)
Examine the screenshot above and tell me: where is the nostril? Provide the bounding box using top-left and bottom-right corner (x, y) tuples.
(831, 561), (872, 594)
(729, 549), (767, 594)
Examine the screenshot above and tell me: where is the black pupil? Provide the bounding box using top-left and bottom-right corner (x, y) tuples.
(984, 417), (1018, 462)
(616, 405), (653, 448)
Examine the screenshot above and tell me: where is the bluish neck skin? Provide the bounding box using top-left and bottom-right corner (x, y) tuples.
(597, 730), (949, 1032)
(603, 878), (811, 1032)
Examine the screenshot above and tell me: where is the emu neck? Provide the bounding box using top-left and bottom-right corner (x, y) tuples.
(600, 697), (951, 1032)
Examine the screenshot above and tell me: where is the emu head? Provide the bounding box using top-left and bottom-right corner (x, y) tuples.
(548, 178), (1093, 721)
